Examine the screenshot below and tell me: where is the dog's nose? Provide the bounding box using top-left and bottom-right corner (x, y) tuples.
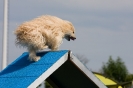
(70, 36), (76, 40)
(73, 35), (76, 39)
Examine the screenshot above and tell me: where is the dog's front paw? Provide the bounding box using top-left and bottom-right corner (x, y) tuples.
(40, 45), (48, 50)
(33, 56), (41, 61)
(29, 56), (41, 62)
(51, 47), (58, 51)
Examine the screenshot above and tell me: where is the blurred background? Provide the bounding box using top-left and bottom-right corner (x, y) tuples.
(0, 0), (133, 74)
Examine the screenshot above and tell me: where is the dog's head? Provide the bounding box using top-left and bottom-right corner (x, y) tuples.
(64, 21), (76, 41)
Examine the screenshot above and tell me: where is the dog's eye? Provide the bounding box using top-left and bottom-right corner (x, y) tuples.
(73, 31), (74, 33)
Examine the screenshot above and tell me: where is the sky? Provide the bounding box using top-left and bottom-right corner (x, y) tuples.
(0, 0), (133, 74)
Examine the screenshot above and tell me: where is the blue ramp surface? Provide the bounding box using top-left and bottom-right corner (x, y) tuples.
(0, 50), (68, 88)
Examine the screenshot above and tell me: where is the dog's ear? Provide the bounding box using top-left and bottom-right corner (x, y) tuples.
(64, 21), (75, 32)
(65, 21), (73, 27)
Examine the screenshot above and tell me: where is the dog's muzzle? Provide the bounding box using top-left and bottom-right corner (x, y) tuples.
(68, 36), (76, 41)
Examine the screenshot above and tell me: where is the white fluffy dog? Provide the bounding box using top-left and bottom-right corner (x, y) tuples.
(15, 15), (76, 61)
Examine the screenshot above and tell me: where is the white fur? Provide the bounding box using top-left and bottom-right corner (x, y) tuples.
(15, 15), (76, 61)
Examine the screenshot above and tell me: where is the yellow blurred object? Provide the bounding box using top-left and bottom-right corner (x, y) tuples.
(94, 72), (122, 88)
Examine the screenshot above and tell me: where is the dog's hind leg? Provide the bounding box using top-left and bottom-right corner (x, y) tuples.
(28, 46), (40, 61)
